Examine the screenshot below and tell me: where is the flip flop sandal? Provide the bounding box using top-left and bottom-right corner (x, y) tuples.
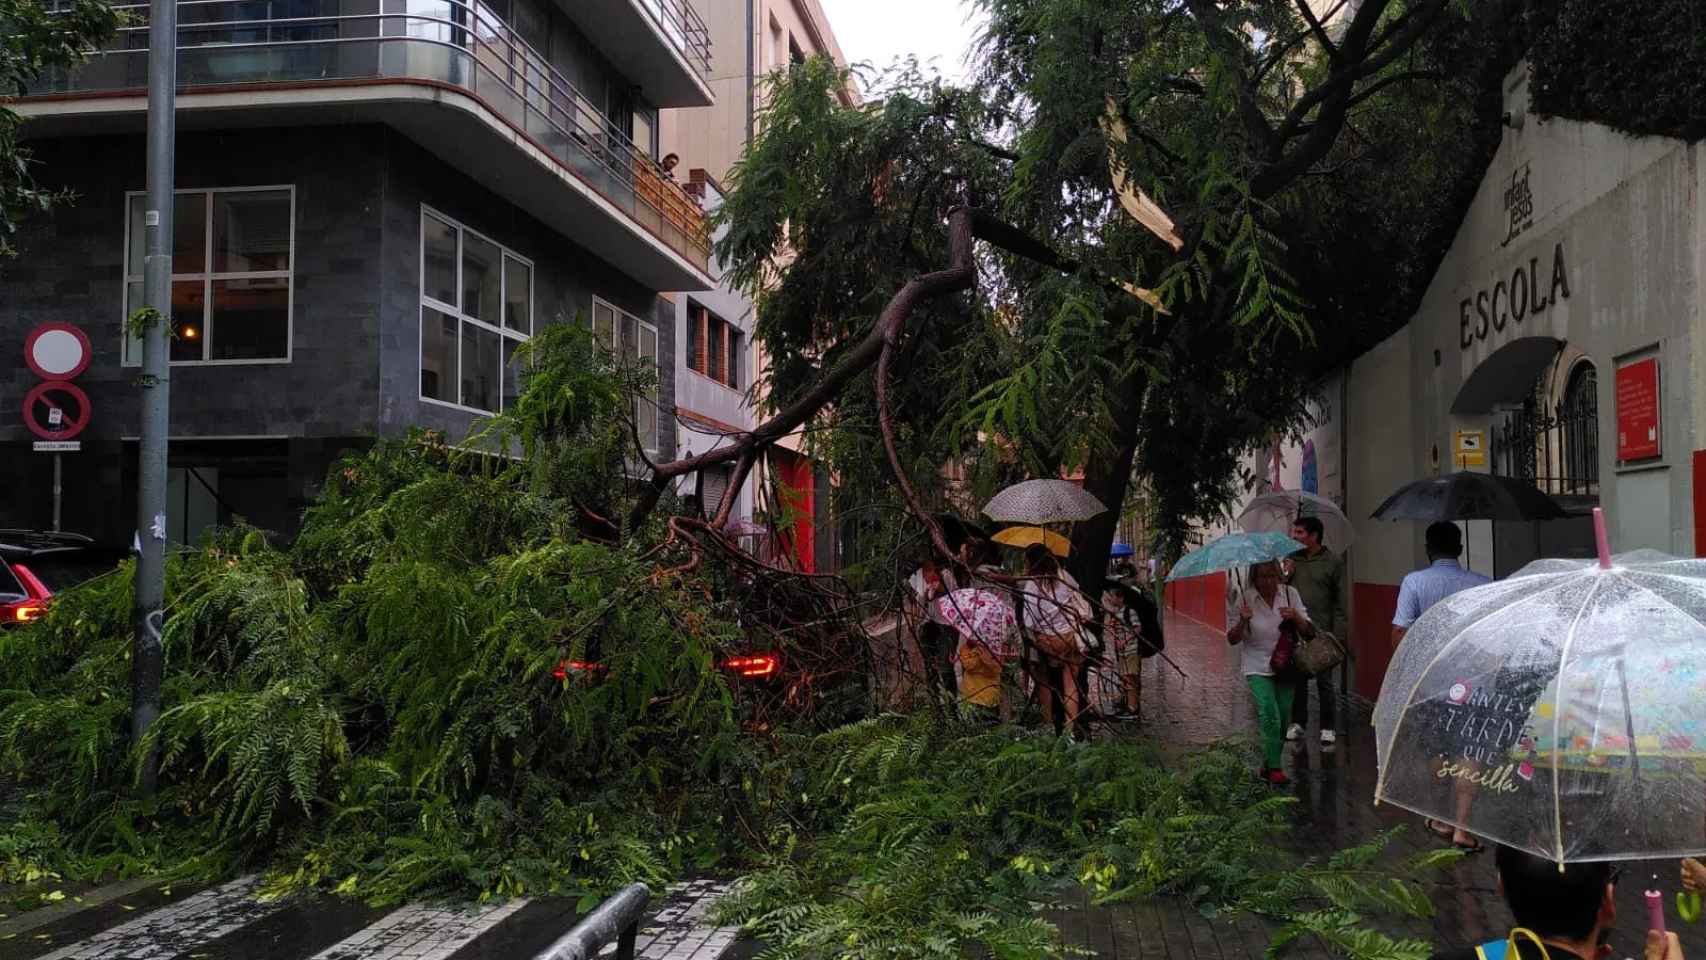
(1424, 818), (1455, 839)
(1453, 836), (1485, 853)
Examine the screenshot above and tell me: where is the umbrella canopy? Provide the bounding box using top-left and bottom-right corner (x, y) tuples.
(982, 479), (1107, 525)
(1166, 532), (1304, 582)
(1374, 546), (1706, 864)
(1237, 490), (1356, 549)
(1110, 542), (1136, 558)
(935, 588), (1017, 659)
(992, 525), (1071, 557)
(1370, 471), (1569, 522)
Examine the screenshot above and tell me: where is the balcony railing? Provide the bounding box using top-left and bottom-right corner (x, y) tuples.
(32, 0), (709, 271)
(639, 0), (711, 77)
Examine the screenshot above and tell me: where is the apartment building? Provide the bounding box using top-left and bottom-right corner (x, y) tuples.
(0, 0), (718, 544)
(662, 0), (852, 571)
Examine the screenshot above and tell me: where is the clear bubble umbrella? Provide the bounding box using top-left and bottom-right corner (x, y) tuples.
(1374, 509), (1706, 864)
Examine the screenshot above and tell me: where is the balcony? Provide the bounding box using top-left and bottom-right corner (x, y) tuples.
(578, 0), (714, 107)
(17, 0), (714, 290)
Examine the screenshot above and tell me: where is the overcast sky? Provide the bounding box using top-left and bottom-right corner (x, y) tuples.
(818, 0), (987, 87)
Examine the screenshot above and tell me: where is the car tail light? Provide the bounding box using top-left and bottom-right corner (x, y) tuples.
(721, 653), (780, 679)
(552, 660), (607, 680)
(8, 602), (45, 623)
(7, 564), (49, 623)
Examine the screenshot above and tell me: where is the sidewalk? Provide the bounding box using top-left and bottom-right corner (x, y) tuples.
(1059, 611), (1705, 960)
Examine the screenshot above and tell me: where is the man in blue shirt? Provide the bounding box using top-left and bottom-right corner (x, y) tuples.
(1392, 521), (1491, 850)
(1391, 521), (1490, 646)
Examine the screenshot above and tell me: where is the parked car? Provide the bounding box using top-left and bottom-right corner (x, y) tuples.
(0, 531), (127, 626)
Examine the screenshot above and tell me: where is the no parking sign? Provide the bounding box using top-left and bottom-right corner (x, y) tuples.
(22, 323), (93, 449)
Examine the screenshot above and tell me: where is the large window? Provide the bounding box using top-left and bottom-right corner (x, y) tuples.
(123, 187), (293, 364)
(419, 208), (533, 414)
(591, 298), (659, 452)
(686, 301), (741, 389)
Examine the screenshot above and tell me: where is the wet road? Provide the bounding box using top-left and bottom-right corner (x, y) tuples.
(1059, 612), (1706, 960)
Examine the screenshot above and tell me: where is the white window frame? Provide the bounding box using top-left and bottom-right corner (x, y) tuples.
(591, 296), (661, 454)
(417, 205), (534, 416)
(121, 184), (296, 366)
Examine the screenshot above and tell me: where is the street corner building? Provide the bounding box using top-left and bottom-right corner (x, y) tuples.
(0, 0), (721, 546)
(1194, 64), (1706, 701)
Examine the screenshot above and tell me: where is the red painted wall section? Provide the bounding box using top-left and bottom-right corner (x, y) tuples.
(1164, 573), (1227, 631)
(1694, 450), (1706, 557)
(774, 452), (816, 573)
(1351, 582), (1401, 701)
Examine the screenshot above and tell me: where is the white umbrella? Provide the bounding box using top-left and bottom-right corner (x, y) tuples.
(1374, 510), (1706, 864)
(1237, 489), (1355, 549)
(982, 480), (1107, 525)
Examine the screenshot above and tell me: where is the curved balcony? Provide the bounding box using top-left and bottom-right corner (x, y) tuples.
(21, 0), (712, 288)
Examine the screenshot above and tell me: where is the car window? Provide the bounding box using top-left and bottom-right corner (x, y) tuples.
(23, 553), (123, 595)
(0, 563), (23, 603)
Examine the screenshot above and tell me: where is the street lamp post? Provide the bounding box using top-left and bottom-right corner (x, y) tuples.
(132, 0), (177, 795)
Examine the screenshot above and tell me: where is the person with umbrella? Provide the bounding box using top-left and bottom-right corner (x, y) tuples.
(1021, 543), (1091, 738)
(1286, 516), (1346, 747)
(1227, 560), (1318, 785)
(1435, 845), (1664, 960)
(1392, 522), (1490, 648)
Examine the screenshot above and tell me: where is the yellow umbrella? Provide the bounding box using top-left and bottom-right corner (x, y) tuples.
(992, 525), (1071, 557)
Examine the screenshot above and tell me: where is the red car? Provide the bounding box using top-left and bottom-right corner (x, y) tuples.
(0, 531), (127, 627)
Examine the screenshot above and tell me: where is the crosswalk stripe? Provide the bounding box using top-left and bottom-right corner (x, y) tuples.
(627, 880), (739, 960)
(34, 875), (285, 960)
(307, 899), (530, 960)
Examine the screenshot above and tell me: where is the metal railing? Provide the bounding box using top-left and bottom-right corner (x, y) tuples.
(638, 0), (711, 77)
(30, 0), (709, 270)
(1491, 389), (1600, 499)
(531, 883), (649, 960)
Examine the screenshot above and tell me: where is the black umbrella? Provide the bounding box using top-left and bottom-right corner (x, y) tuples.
(1369, 471), (1569, 522)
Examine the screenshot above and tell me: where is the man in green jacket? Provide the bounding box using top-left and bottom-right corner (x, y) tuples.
(1286, 516), (1346, 745)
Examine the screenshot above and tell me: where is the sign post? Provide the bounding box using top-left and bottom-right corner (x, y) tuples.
(21, 324), (93, 533)
(134, 0), (179, 795)
(1455, 430), (1486, 470)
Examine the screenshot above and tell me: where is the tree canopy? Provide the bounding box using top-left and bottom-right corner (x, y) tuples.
(666, 0), (1521, 579)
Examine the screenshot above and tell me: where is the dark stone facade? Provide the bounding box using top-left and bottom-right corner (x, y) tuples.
(0, 123), (677, 544)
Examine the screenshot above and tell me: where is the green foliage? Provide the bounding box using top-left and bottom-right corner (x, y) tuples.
(0, 332), (749, 906)
(720, 716), (1448, 960)
(1, 0), (121, 261)
(1529, 0), (1706, 142)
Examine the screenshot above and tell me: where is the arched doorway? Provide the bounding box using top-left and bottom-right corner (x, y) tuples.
(1451, 339), (1600, 575)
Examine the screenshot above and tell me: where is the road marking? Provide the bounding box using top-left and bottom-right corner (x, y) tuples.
(308, 899), (530, 959)
(36, 875), (284, 960)
(0, 877), (157, 939)
(628, 880), (740, 960)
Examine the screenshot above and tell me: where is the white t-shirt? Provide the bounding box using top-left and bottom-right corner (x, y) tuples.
(1023, 575), (1085, 637)
(1228, 585), (1309, 678)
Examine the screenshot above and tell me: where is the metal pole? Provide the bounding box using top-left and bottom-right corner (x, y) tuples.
(52, 453), (62, 532)
(132, 0), (176, 796)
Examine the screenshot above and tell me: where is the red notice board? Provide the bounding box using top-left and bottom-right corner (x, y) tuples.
(1616, 357), (1661, 462)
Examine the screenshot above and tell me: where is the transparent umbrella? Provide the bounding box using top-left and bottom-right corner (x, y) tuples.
(1374, 510), (1706, 864)
(1237, 490), (1355, 548)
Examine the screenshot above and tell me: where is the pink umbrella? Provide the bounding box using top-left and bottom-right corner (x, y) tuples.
(935, 588), (1017, 660)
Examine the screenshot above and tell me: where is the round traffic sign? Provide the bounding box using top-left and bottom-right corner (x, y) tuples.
(24, 322), (92, 380)
(23, 381), (91, 441)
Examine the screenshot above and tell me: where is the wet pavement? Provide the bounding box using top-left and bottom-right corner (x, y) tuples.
(1057, 611), (1706, 960)
(0, 878), (738, 960)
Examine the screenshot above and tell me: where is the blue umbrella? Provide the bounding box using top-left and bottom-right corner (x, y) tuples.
(1110, 542), (1135, 558)
(1165, 532), (1305, 582)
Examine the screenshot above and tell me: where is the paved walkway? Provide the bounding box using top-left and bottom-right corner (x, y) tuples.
(0, 878), (738, 960)
(1056, 611), (1706, 960)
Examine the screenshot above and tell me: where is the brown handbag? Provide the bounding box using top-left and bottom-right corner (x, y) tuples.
(1295, 627), (1347, 676)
